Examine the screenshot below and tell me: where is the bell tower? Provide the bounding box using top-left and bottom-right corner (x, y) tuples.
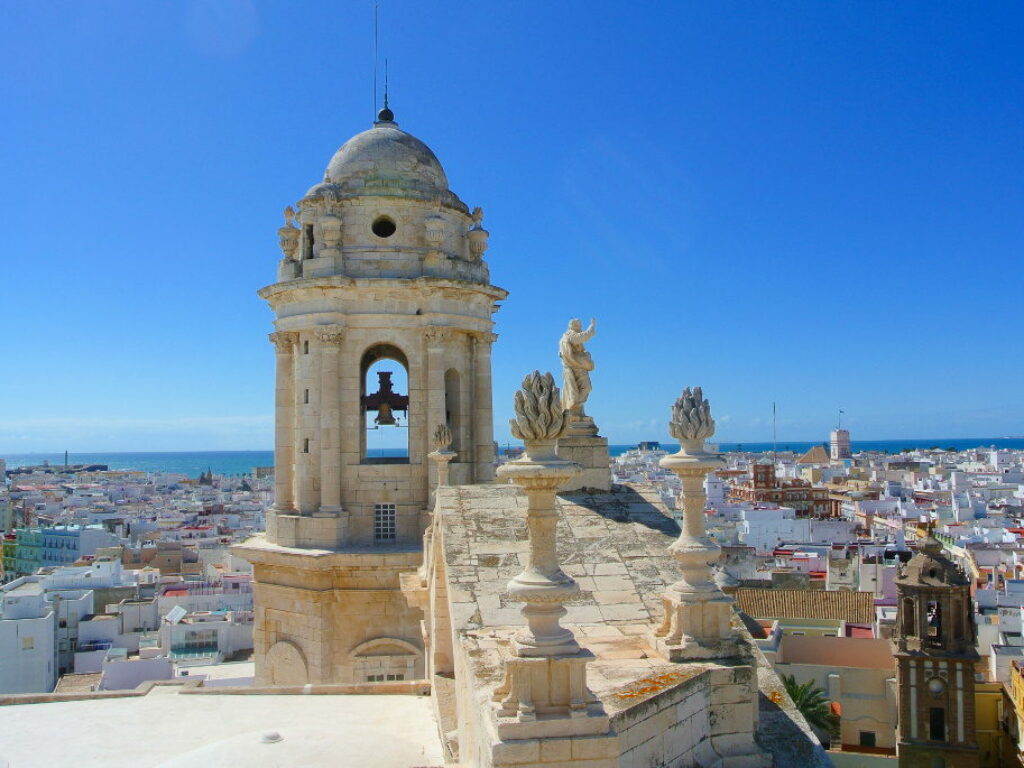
(237, 108), (507, 685)
(894, 533), (979, 768)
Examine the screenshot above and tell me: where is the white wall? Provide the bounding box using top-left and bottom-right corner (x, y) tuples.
(99, 657), (172, 690)
(0, 611), (55, 693)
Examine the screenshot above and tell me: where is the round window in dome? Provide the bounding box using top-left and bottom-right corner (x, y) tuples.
(372, 216), (396, 238)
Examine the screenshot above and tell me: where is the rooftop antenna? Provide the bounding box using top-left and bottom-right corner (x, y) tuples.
(373, 3), (379, 116)
(838, 408), (844, 430)
(384, 57), (389, 111)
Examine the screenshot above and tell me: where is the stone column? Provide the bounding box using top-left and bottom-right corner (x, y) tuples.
(493, 372), (603, 725)
(269, 331), (298, 513)
(471, 332), (497, 482)
(317, 326), (344, 514)
(652, 387), (735, 661)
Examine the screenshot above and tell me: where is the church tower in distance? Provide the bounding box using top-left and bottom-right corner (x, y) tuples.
(894, 533), (979, 768)
(236, 107), (507, 685)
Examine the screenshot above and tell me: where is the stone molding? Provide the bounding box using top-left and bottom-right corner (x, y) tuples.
(424, 327), (453, 344)
(268, 331), (299, 350)
(316, 325), (345, 345)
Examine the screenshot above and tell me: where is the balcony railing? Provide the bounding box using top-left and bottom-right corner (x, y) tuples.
(77, 641), (112, 653)
(169, 644), (219, 660)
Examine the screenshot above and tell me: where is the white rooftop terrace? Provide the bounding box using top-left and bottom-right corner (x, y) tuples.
(0, 686), (444, 768)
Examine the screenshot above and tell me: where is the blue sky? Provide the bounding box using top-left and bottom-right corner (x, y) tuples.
(2, 1), (1022, 452)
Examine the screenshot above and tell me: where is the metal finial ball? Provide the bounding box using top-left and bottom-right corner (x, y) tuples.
(377, 107), (394, 122)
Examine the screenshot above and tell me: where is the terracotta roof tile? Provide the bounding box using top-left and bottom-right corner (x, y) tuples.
(735, 588), (874, 625)
(798, 445), (830, 464)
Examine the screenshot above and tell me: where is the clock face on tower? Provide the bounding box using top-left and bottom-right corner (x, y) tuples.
(927, 676), (946, 696)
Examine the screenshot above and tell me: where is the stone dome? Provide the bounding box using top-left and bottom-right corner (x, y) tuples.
(323, 118), (449, 195)
(896, 535), (969, 587)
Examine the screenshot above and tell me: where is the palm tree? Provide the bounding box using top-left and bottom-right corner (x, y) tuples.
(781, 673), (840, 741)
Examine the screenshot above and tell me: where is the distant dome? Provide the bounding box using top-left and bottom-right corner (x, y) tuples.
(897, 535), (969, 587)
(323, 119), (449, 196)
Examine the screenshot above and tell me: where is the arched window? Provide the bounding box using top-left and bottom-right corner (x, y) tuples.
(360, 344), (410, 463)
(927, 600), (943, 644)
(444, 369), (461, 456)
(902, 597), (916, 636)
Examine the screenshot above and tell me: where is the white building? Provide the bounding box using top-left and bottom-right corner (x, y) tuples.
(0, 579), (55, 693)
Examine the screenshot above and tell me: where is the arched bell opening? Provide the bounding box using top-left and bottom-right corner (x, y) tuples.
(360, 344), (410, 464)
(444, 368), (463, 458)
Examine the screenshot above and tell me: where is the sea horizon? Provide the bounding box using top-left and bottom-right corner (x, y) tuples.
(4, 437), (1024, 477)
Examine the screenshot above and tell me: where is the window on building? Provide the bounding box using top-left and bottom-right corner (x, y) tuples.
(303, 340), (309, 354)
(304, 388), (309, 404)
(367, 674), (385, 682)
(927, 600), (942, 640)
(374, 503), (397, 542)
(371, 216), (396, 238)
(303, 438), (310, 454)
(929, 707), (945, 741)
(902, 597), (916, 636)
(859, 731), (876, 747)
(303, 224), (315, 259)
(21, 637), (34, 650)
(386, 673), (404, 681)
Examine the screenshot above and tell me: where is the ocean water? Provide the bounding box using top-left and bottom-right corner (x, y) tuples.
(5, 437), (1023, 477)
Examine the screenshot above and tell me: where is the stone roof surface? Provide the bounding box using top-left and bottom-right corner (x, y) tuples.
(735, 587), (875, 624)
(437, 483), (681, 632)
(0, 685), (444, 768)
(438, 482), (830, 767)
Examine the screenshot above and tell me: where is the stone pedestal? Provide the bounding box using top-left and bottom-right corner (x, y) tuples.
(492, 650), (602, 726)
(557, 434), (611, 492)
(267, 510), (347, 549)
(497, 448), (583, 657)
(651, 440), (736, 661)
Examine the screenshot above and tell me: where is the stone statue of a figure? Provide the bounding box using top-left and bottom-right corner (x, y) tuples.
(559, 318), (596, 422)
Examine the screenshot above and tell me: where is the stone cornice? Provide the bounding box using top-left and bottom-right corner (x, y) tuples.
(258, 275), (509, 303)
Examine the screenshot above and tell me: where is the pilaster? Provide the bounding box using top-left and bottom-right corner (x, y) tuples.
(471, 331), (497, 482)
(318, 326), (344, 515)
(269, 331), (299, 514)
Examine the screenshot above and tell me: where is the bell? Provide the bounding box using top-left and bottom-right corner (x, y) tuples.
(374, 402), (397, 426)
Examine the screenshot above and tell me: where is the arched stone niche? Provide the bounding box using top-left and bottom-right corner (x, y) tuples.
(349, 637), (422, 683)
(264, 640), (308, 686)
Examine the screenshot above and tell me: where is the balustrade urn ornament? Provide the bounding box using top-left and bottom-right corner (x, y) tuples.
(431, 423), (453, 452)
(428, 423), (457, 506)
(508, 371), (566, 462)
(652, 386), (734, 660)
(424, 215), (446, 248)
(497, 371), (582, 657)
(316, 212), (343, 249)
(467, 227), (489, 260)
(668, 386), (715, 449)
(278, 208), (300, 260)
